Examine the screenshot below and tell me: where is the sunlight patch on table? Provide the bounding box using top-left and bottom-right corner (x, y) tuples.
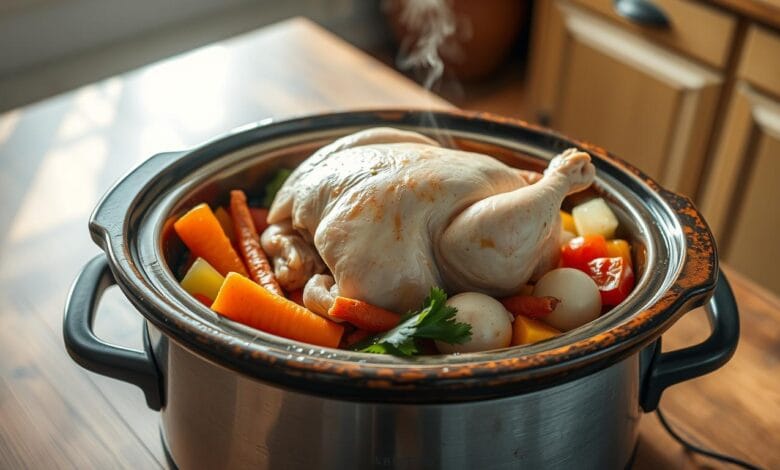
(8, 136), (107, 242)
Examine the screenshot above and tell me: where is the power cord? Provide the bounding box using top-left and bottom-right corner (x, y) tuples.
(656, 407), (764, 470)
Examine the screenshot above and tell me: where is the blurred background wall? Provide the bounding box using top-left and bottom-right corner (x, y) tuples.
(0, 0), (390, 111)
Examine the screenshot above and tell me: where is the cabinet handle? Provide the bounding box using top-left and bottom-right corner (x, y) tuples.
(613, 0), (670, 28)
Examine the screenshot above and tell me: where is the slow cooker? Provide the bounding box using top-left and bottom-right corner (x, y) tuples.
(64, 110), (739, 469)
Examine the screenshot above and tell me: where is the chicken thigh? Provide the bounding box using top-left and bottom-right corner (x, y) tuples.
(262, 127), (595, 316)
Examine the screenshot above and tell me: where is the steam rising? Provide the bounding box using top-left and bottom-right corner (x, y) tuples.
(389, 0), (467, 145)
(394, 0), (459, 90)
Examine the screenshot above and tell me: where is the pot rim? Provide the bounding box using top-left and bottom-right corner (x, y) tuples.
(90, 109), (717, 402)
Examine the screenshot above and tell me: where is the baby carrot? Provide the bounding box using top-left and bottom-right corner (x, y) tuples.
(501, 295), (559, 319)
(230, 190), (284, 296)
(328, 297), (400, 332)
(173, 203), (248, 277)
(212, 273), (344, 348)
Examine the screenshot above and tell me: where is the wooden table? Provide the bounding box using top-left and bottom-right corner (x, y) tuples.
(0, 18), (777, 469)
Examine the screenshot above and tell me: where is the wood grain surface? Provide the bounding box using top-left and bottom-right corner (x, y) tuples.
(0, 17), (777, 470)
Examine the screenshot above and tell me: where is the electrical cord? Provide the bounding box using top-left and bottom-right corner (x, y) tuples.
(656, 407), (764, 470)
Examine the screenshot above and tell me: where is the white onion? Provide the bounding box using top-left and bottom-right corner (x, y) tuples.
(533, 268), (601, 331)
(435, 292), (513, 353)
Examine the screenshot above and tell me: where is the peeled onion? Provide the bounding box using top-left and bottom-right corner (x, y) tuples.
(533, 268), (601, 331)
(435, 292), (513, 353)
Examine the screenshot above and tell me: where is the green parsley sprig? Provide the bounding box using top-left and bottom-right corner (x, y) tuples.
(355, 288), (472, 356)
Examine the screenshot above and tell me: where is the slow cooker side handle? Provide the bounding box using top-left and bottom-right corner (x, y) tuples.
(63, 255), (163, 411)
(640, 270), (739, 411)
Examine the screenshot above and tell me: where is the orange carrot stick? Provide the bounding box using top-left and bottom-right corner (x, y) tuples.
(328, 297), (401, 333)
(230, 190), (284, 296)
(212, 273), (344, 348)
(173, 203), (248, 277)
(501, 295), (559, 319)
(213, 206), (236, 244)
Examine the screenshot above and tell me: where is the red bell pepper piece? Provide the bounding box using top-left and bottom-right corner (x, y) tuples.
(561, 235), (609, 272)
(587, 257), (635, 307)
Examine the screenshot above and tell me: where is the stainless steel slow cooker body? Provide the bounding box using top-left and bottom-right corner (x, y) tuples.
(64, 110), (739, 469)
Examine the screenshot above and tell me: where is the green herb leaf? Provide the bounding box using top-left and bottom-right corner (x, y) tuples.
(261, 168), (292, 207)
(356, 287), (472, 356)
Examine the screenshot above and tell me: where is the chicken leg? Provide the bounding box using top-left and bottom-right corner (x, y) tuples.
(437, 148), (595, 295)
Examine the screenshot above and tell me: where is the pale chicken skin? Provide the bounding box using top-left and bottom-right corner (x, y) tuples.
(262, 127), (595, 316)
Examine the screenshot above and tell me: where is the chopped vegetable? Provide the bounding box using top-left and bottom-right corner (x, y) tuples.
(435, 292), (512, 353)
(213, 206), (235, 244)
(587, 257), (635, 307)
(561, 234), (609, 272)
(512, 315), (561, 346)
(357, 288), (471, 356)
(230, 190), (284, 296)
(173, 203), (248, 277)
(262, 168), (293, 207)
(212, 272), (344, 348)
(572, 198), (619, 239)
(560, 211), (577, 234)
(328, 297), (401, 332)
(500, 295), (559, 319)
(180, 257), (225, 303)
(606, 239), (632, 267)
(534, 268), (601, 331)
(250, 207), (270, 234)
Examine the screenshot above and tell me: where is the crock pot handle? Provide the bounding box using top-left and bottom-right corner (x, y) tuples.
(63, 255), (163, 411)
(640, 270), (739, 411)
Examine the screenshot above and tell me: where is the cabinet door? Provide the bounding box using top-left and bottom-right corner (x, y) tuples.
(526, 1), (723, 197)
(700, 83), (780, 295)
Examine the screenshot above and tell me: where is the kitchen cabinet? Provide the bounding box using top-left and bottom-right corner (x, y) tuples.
(527, 0), (780, 295)
(526, 0), (728, 197)
(700, 26), (780, 294)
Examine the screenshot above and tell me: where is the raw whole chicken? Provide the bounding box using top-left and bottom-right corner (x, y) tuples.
(262, 127), (595, 317)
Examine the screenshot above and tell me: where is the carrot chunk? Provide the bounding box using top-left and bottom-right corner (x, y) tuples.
(328, 297), (400, 333)
(230, 190), (284, 296)
(501, 295), (559, 319)
(173, 203), (248, 277)
(512, 315), (561, 346)
(213, 206), (236, 244)
(212, 273), (344, 348)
